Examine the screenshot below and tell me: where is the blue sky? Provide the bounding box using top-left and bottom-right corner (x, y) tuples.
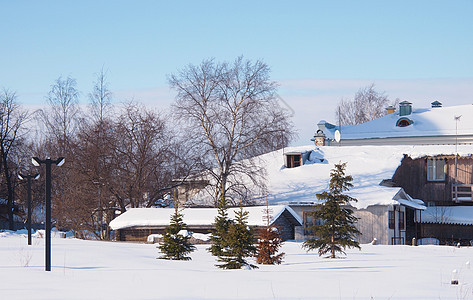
(1, 1), (472, 145)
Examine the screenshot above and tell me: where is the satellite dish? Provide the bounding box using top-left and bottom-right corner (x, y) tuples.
(334, 130), (341, 143)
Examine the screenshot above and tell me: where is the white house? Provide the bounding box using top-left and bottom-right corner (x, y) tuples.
(316, 102), (473, 146)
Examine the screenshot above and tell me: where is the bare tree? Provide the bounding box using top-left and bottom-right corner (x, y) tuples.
(88, 68), (112, 125)
(85, 68), (114, 238)
(54, 69), (115, 239)
(336, 83), (393, 126)
(0, 89), (28, 229)
(169, 57), (295, 206)
(41, 76), (81, 155)
(111, 102), (175, 211)
(34, 76), (81, 231)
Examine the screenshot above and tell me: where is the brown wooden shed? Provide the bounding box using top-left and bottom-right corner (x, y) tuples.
(109, 205), (302, 242)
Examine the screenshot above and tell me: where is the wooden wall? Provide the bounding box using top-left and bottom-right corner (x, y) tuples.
(354, 205), (389, 244)
(392, 155), (473, 205)
(117, 227), (165, 242)
(272, 213), (296, 240)
(421, 223), (473, 245)
(115, 215), (296, 243)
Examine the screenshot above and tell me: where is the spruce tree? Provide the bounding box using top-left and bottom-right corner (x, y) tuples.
(255, 202), (285, 265)
(217, 206), (257, 269)
(255, 226), (285, 265)
(208, 196), (231, 257)
(158, 205), (195, 260)
(303, 162), (361, 258)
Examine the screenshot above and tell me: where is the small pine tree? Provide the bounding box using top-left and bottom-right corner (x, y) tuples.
(303, 162), (361, 258)
(217, 206), (257, 269)
(158, 205), (195, 260)
(255, 226), (285, 265)
(208, 196), (231, 257)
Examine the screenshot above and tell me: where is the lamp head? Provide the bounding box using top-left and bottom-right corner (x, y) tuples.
(56, 157), (65, 167)
(18, 174), (24, 180)
(32, 157), (41, 167)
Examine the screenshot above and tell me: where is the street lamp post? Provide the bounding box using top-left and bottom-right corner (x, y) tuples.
(18, 173), (40, 246)
(32, 157), (65, 272)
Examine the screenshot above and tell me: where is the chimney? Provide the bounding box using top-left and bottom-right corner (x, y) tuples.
(431, 100), (442, 108)
(314, 130), (326, 146)
(399, 101), (412, 116)
(386, 105), (396, 115)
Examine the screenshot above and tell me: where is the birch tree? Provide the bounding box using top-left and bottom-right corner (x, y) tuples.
(335, 83), (393, 126)
(170, 57), (295, 205)
(42, 76), (81, 154)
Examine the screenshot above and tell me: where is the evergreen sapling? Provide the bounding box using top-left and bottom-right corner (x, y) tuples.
(217, 206), (257, 269)
(255, 201), (285, 265)
(255, 226), (285, 265)
(303, 162), (361, 258)
(208, 196), (231, 257)
(158, 204), (195, 260)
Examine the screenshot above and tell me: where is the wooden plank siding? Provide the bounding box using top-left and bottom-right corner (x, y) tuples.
(117, 225), (214, 242)
(421, 223), (473, 246)
(392, 155), (473, 206)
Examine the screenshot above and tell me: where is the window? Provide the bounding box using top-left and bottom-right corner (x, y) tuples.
(396, 117), (413, 127)
(303, 212), (314, 235)
(286, 154), (301, 168)
(399, 211), (405, 230)
(303, 211), (324, 235)
(427, 158), (445, 181)
(388, 211), (395, 229)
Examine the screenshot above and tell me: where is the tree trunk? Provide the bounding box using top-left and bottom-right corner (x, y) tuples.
(1, 144), (14, 230)
(331, 229), (335, 258)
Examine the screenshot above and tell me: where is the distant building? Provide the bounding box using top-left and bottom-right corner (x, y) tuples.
(316, 102), (473, 146)
(109, 205), (302, 242)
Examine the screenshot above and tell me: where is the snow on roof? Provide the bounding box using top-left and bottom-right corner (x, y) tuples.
(109, 205), (302, 230)
(322, 104), (473, 140)
(258, 144), (473, 210)
(420, 206), (473, 225)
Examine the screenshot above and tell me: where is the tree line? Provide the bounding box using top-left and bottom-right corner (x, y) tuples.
(2, 57), (295, 239)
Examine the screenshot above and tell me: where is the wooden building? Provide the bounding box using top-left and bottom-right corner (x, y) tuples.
(392, 154), (473, 206)
(391, 154), (473, 244)
(416, 206), (473, 245)
(109, 205), (302, 242)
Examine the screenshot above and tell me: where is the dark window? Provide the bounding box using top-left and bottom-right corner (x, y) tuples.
(303, 212), (324, 235)
(427, 158), (445, 182)
(388, 211), (395, 229)
(303, 212), (314, 235)
(399, 211), (405, 230)
(397, 119), (411, 127)
(287, 154), (301, 168)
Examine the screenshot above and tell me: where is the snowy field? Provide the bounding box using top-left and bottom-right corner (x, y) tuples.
(1, 231), (473, 300)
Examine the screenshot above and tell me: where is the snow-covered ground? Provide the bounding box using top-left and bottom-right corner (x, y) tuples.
(2, 231), (473, 299)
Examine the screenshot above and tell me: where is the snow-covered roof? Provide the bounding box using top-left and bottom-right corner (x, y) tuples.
(419, 206), (473, 225)
(261, 144), (472, 209)
(109, 205), (302, 230)
(187, 141), (473, 210)
(321, 104), (473, 141)
(251, 144), (472, 210)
